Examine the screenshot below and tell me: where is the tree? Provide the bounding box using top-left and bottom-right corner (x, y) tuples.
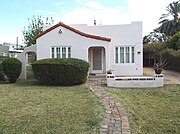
(165, 32), (180, 50)
(22, 16), (54, 47)
(143, 28), (168, 44)
(159, 1), (180, 36)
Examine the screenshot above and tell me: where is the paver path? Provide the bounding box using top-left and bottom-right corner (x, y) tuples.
(88, 80), (131, 134)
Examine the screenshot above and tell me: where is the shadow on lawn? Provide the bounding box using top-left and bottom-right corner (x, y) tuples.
(0, 79), (41, 86)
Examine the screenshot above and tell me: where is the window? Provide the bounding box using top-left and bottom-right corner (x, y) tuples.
(115, 46), (135, 64)
(132, 47), (134, 63)
(51, 46), (71, 58)
(125, 47), (130, 63)
(120, 47), (124, 63)
(52, 47), (55, 58)
(115, 47), (118, 63)
(62, 47), (66, 58)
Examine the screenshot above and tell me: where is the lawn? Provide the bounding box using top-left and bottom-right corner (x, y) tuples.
(106, 85), (180, 134)
(0, 80), (104, 134)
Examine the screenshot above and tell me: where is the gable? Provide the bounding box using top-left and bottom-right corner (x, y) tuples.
(35, 22), (111, 42)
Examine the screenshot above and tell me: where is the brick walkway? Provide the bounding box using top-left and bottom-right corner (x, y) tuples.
(88, 78), (131, 134)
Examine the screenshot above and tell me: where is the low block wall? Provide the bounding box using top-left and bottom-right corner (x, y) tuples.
(107, 74), (163, 88)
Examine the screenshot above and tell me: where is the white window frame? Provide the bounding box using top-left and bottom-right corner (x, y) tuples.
(50, 46), (71, 58)
(115, 46), (135, 64)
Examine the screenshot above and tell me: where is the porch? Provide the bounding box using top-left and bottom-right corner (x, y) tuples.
(88, 47), (106, 75)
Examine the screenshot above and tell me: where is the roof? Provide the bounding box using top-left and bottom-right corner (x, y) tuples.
(35, 22), (111, 42)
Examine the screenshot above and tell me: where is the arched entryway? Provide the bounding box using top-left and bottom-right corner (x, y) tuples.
(17, 45), (37, 79)
(26, 52), (37, 79)
(88, 47), (106, 74)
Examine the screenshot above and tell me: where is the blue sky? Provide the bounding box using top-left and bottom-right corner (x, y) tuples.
(0, 0), (173, 45)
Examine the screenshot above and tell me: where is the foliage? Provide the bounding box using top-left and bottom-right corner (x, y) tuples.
(2, 58), (22, 83)
(0, 63), (5, 81)
(106, 85), (180, 134)
(22, 16), (54, 47)
(159, 1), (180, 36)
(0, 80), (104, 133)
(143, 28), (168, 44)
(143, 43), (166, 59)
(32, 58), (89, 86)
(165, 32), (180, 50)
(161, 49), (180, 72)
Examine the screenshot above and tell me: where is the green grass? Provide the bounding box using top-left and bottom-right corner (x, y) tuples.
(106, 85), (180, 134)
(0, 80), (104, 134)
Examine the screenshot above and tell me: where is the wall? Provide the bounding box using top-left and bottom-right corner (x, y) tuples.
(37, 26), (110, 70)
(17, 45), (37, 79)
(107, 74), (164, 88)
(71, 22), (143, 76)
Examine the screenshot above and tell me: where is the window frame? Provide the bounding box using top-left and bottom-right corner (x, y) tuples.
(115, 46), (135, 64)
(50, 46), (71, 58)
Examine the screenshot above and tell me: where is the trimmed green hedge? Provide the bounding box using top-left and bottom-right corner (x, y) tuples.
(161, 49), (180, 72)
(32, 58), (89, 86)
(2, 58), (22, 83)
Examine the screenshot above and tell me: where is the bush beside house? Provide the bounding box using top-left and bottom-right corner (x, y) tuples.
(2, 58), (22, 83)
(143, 43), (180, 72)
(161, 49), (180, 72)
(32, 58), (89, 86)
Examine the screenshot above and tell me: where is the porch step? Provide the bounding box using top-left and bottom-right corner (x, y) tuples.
(88, 74), (106, 78)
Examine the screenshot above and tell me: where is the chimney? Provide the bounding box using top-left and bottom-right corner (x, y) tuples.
(94, 20), (96, 26)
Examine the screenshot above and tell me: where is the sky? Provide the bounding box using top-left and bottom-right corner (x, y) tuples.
(0, 0), (173, 45)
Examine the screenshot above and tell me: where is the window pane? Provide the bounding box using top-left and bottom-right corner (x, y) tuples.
(56, 47), (61, 58)
(120, 47), (124, 63)
(132, 47), (134, 63)
(68, 47), (71, 58)
(52, 47), (54, 58)
(62, 47), (66, 58)
(115, 47), (118, 63)
(126, 47), (130, 63)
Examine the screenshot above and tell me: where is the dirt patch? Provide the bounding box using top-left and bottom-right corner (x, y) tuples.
(143, 67), (180, 84)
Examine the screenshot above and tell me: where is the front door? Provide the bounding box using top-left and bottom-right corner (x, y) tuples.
(92, 48), (103, 73)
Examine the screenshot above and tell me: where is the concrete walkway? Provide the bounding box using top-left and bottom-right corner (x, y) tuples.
(88, 79), (131, 134)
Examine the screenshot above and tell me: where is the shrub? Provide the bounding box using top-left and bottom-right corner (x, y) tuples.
(143, 42), (166, 59)
(2, 58), (22, 83)
(161, 49), (180, 72)
(32, 58), (89, 86)
(0, 63), (5, 81)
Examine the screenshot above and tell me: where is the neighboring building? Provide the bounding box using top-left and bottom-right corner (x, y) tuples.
(2, 42), (23, 58)
(0, 44), (9, 57)
(3, 42), (17, 51)
(35, 21), (143, 76)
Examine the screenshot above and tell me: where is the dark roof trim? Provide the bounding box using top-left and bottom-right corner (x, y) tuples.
(35, 22), (111, 42)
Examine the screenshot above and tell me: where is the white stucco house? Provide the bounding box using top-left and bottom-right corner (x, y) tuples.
(18, 21), (143, 79)
(35, 21), (143, 76)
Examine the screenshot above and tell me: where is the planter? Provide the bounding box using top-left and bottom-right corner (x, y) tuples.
(155, 68), (162, 74)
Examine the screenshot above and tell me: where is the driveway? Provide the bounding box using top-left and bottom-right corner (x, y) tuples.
(144, 67), (180, 84)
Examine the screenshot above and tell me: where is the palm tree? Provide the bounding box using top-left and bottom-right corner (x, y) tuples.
(159, 1), (180, 36)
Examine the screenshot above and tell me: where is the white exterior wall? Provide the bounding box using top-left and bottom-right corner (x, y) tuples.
(37, 26), (110, 69)
(107, 74), (164, 88)
(71, 22), (143, 75)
